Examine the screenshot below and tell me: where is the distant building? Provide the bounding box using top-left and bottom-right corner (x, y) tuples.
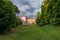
(22, 15), (36, 25)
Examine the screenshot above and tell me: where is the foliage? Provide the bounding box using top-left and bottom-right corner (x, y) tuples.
(0, 0), (19, 33)
(16, 16), (22, 26)
(37, 0), (60, 26)
(36, 12), (41, 25)
(50, 18), (60, 25)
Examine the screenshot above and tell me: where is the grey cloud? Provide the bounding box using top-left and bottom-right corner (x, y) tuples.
(18, 0), (30, 5)
(11, 0), (42, 17)
(26, 7), (35, 13)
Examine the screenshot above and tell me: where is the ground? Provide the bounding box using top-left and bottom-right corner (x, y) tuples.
(0, 25), (60, 40)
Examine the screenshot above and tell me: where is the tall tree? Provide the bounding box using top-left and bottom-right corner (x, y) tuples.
(0, 0), (19, 33)
(40, 0), (60, 26)
(36, 12), (41, 25)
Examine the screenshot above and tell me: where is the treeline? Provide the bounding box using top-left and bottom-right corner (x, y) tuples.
(0, 0), (21, 33)
(36, 0), (60, 26)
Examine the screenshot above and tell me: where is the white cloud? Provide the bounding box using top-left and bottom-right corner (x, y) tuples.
(24, 5), (30, 10)
(29, 0), (41, 8)
(20, 6), (26, 12)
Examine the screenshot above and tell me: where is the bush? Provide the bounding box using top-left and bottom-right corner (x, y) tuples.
(16, 16), (22, 26)
(36, 12), (41, 25)
(50, 18), (60, 25)
(38, 18), (47, 26)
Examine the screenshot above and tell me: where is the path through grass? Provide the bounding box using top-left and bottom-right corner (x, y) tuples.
(0, 25), (60, 40)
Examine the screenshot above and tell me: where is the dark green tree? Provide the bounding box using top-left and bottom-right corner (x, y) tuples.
(16, 16), (22, 26)
(40, 0), (60, 26)
(36, 12), (41, 25)
(0, 0), (19, 33)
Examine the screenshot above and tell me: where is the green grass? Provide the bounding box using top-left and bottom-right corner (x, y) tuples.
(0, 25), (60, 40)
(40, 25), (60, 40)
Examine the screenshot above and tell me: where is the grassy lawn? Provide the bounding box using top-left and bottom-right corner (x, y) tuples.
(0, 25), (60, 40)
(40, 25), (60, 40)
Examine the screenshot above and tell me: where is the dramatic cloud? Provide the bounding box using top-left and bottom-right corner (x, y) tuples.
(11, 0), (42, 17)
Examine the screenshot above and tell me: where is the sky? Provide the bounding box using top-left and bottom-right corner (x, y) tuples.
(11, 0), (42, 17)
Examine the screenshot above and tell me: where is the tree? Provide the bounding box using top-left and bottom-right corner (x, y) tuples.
(0, 0), (19, 33)
(41, 0), (60, 26)
(36, 12), (41, 25)
(16, 16), (22, 26)
(49, 0), (60, 25)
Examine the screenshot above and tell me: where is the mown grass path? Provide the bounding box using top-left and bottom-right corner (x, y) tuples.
(0, 25), (60, 40)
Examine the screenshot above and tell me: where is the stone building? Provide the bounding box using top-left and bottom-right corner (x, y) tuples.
(22, 15), (36, 25)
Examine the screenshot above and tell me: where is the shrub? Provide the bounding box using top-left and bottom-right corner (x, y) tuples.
(50, 18), (60, 25)
(16, 16), (22, 26)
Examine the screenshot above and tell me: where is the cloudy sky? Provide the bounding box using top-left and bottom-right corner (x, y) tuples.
(11, 0), (42, 17)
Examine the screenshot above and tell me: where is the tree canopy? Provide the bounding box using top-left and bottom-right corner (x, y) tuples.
(36, 0), (60, 26)
(0, 0), (19, 33)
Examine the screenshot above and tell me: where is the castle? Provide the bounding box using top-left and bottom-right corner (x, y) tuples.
(22, 15), (36, 25)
